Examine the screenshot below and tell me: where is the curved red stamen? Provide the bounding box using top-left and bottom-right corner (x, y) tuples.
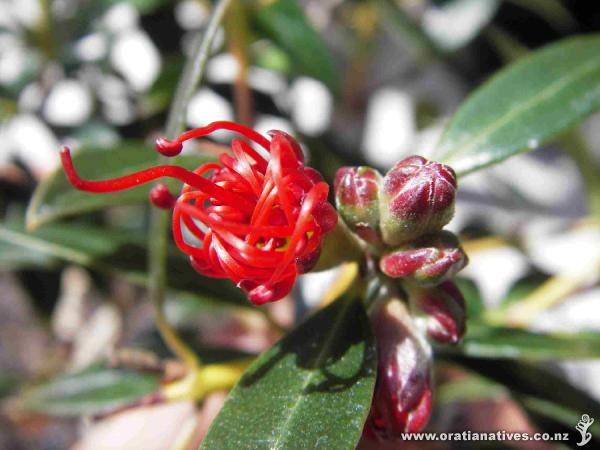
(60, 147), (254, 214)
(175, 121), (271, 151)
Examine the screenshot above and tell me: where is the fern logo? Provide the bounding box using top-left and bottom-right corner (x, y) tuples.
(575, 414), (594, 447)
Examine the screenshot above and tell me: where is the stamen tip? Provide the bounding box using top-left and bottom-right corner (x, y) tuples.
(150, 183), (176, 209)
(242, 282), (276, 305)
(155, 137), (183, 157)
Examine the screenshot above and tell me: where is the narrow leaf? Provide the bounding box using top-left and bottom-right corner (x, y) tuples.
(252, 0), (339, 92)
(201, 295), (376, 450)
(0, 221), (247, 307)
(453, 325), (600, 360)
(0, 239), (56, 271)
(435, 35), (600, 176)
(26, 367), (159, 417)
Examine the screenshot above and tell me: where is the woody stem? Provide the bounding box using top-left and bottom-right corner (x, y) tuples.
(149, 0), (234, 370)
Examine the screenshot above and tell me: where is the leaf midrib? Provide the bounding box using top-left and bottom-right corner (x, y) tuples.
(0, 226), (91, 266)
(270, 298), (355, 449)
(438, 50), (600, 165)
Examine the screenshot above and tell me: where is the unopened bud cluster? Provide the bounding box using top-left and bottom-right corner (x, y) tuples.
(334, 155), (467, 289)
(336, 156), (469, 441)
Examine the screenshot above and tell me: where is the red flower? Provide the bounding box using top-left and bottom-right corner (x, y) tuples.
(60, 121), (337, 305)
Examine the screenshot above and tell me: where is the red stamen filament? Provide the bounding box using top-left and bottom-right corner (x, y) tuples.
(60, 147), (254, 214)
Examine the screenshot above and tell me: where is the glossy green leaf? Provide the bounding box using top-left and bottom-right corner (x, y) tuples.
(0, 221), (247, 307)
(454, 325), (600, 360)
(26, 142), (213, 230)
(252, 0), (339, 92)
(26, 366), (159, 417)
(435, 35), (600, 176)
(201, 295), (377, 450)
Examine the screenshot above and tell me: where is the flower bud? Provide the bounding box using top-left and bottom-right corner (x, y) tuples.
(380, 156), (457, 246)
(410, 281), (466, 345)
(334, 166), (382, 244)
(380, 231), (467, 286)
(363, 298), (433, 440)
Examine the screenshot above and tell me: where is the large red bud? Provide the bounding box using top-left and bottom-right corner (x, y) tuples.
(380, 231), (468, 286)
(380, 156), (457, 246)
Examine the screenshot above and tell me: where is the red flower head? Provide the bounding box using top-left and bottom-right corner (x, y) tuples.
(60, 121), (337, 305)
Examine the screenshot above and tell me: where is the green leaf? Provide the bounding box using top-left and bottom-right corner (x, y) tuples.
(377, 0), (443, 62)
(252, 0), (339, 93)
(201, 295), (377, 450)
(26, 366), (159, 417)
(252, 42), (292, 74)
(454, 325), (600, 360)
(434, 35), (600, 176)
(0, 220), (143, 267)
(454, 276), (484, 318)
(26, 142), (213, 230)
(0, 221), (248, 307)
(500, 274), (547, 305)
(0, 239), (56, 271)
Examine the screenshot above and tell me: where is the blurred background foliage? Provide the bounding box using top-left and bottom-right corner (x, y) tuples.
(1, 0), (600, 449)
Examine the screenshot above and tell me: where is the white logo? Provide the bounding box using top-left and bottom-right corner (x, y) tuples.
(575, 414), (594, 447)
